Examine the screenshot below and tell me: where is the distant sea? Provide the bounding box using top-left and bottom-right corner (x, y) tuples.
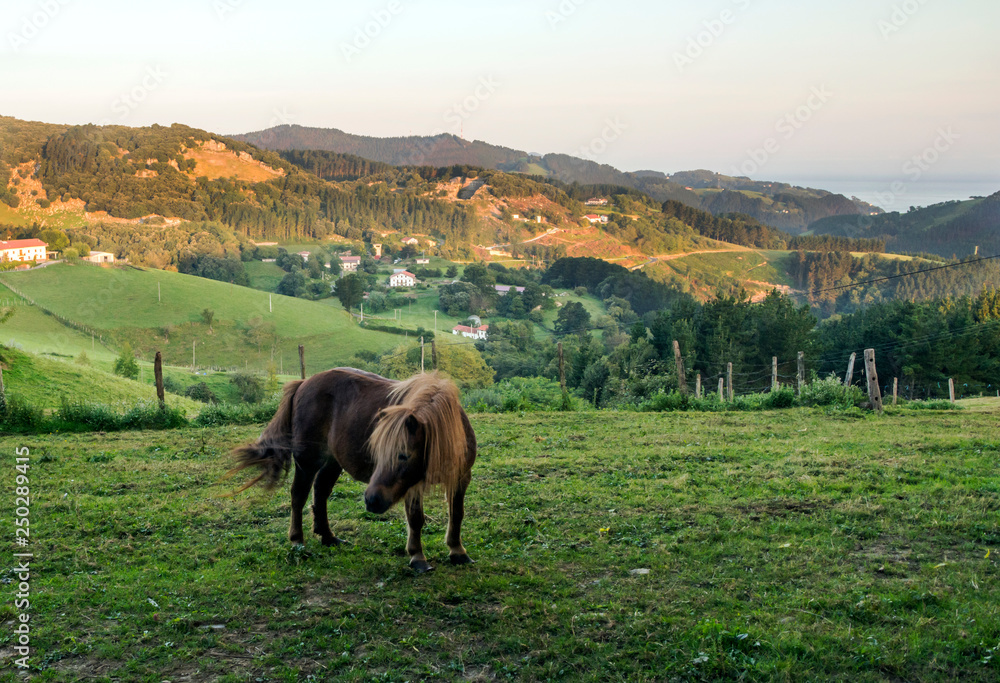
(779, 177), (1000, 213)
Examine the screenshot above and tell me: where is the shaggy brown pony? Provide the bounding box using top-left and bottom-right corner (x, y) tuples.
(228, 368), (476, 573)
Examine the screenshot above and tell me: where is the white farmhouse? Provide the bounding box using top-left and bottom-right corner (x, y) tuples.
(0, 239), (47, 263)
(389, 270), (417, 288)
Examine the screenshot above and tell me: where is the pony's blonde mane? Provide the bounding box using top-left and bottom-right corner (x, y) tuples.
(368, 372), (467, 491)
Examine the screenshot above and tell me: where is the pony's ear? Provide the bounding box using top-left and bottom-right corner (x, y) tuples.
(405, 414), (421, 435)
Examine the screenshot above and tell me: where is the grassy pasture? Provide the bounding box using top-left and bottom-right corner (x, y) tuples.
(3, 408), (998, 681)
(0, 264), (403, 371)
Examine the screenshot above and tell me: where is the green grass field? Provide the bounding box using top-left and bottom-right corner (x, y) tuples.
(0, 346), (202, 413)
(6, 407), (998, 680)
(243, 262), (288, 292)
(0, 264), (403, 371)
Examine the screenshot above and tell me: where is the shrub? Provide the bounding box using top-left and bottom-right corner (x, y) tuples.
(194, 399), (280, 427)
(184, 382), (218, 404)
(798, 375), (865, 409)
(0, 396), (44, 432)
(113, 343), (140, 380)
(230, 372), (265, 404)
(907, 400), (963, 411)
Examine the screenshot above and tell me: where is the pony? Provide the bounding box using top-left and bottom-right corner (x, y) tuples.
(228, 368), (476, 573)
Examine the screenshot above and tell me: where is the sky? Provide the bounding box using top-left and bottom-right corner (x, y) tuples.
(3, 0), (999, 188)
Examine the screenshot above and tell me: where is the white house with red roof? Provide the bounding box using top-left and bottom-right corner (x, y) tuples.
(452, 324), (489, 340)
(584, 214), (609, 224)
(389, 270), (417, 288)
(0, 239), (47, 263)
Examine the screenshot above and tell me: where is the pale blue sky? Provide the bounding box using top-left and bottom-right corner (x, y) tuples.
(3, 0), (998, 183)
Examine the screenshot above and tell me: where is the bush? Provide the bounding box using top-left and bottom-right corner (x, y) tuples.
(184, 382), (217, 404)
(113, 343), (139, 380)
(798, 375), (865, 409)
(0, 396), (45, 432)
(230, 372), (265, 404)
(906, 400), (963, 411)
(56, 399), (188, 432)
(462, 377), (575, 413)
(194, 399), (280, 427)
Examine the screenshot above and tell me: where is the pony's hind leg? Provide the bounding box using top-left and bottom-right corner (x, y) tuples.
(311, 462), (346, 546)
(447, 477), (474, 565)
(404, 489), (433, 573)
(288, 459), (319, 544)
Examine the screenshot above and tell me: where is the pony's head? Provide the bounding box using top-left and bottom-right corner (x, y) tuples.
(365, 373), (467, 514)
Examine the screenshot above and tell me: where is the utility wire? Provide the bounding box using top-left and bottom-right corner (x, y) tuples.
(810, 254), (1000, 295)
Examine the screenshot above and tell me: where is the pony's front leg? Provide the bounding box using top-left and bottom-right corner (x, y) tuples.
(447, 477), (474, 566)
(288, 459), (318, 544)
(404, 489), (433, 573)
(311, 462), (346, 546)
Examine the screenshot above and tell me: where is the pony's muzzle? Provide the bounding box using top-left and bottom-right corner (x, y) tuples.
(365, 490), (392, 515)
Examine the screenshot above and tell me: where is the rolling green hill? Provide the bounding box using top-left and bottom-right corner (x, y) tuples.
(0, 345), (201, 412)
(0, 263), (403, 371)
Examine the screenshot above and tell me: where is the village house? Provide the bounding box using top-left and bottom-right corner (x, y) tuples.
(0, 239), (47, 263)
(494, 284), (526, 294)
(83, 251), (116, 264)
(452, 324), (489, 340)
(584, 214), (609, 224)
(340, 256), (362, 272)
(389, 270), (417, 288)
(415, 258), (430, 265)
(402, 237), (419, 246)
(585, 198), (609, 206)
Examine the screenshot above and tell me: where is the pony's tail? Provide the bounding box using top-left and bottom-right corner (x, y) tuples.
(224, 380), (303, 495)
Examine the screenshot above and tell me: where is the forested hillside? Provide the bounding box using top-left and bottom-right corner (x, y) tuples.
(234, 124), (877, 231)
(807, 193), (1000, 257)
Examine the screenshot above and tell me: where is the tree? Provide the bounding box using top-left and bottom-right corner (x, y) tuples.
(446, 265), (458, 278)
(555, 301), (591, 336)
(201, 308), (215, 333)
(113, 343), (139, 380)
(230, 372), (265, 404)
(276, 270), (306, 298)
(335, 273), (366, 311)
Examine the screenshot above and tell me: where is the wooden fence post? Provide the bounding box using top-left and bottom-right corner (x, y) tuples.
(298, 345), (306, 380)
(893, 377), (898, 406)
(558, 342), (566, 391)
(949, 378), (956, 403)
(726, 363), (734, 402)
(695, 373), (702, 399)
(845, 352), (856, 387)
(797, 351), (805, 395)
(154, 352), (165, 409)
(864, 348), (883, 412)
(718, 377), (725, 402)
(772, 356), (778, 392)
(673, 341), (688, 395)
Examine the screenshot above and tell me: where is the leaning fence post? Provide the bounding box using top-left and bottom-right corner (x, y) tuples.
(864, 348), (883, 412)
(695, 373), (702, 399)
(718, 377), (725, 402)
(726, 363), (734, 402)
(845, 352), (856, 387)
(797, 352), (805, 395)
(772, 356), (778, 392)
(673, 341), (688, 395)
(298, 345), (306, 380)
(893, 377), (899, 406)
(949, 378), (956, 404)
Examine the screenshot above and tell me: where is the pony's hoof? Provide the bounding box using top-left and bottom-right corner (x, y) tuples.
(288, 534), (304, 544)
(320, 535), (348, 547)
(450, 554), (475, 566)
(410, 559), (435, 574)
